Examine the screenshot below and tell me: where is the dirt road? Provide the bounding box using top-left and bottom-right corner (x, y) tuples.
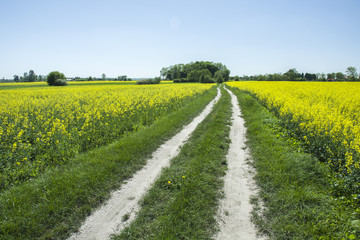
(215, 87), (265, 240)
(68, 88), (221, 240)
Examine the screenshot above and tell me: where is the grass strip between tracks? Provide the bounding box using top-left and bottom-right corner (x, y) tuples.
(0, 87), (217, 240)
(114, 86), (232, 240)
(230, 87), (356, 240)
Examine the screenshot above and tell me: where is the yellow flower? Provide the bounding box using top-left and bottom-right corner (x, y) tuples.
(168, 181), (171, 184)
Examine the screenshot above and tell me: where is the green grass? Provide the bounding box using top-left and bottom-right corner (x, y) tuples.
(229, 86), (357, 240)
(0, 86), (217, 240)
(113, 86), (232, 240)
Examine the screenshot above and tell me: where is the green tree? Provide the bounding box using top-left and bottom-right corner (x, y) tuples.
(117, 75), (128, 81)
(214, 70), (224, 83)
(234, 75), (240, 81)
(13, 75), (20, 82)
(283, 68), (301, 81)
(335, 72), (345, 81)
(346, 66), (358, 81)
(187, 70), (201, 82)
(199, 74), (214, 83)
(23, 72), (29, 82)
(200, 69), (212, 78)
(304, 73), (316, 81)
(28, 70), (36, 82)
(47, 71), (66, 86)
(327, 72), (336, 80)
(102, 73), (106, 80)
(220, 69), (230, 81)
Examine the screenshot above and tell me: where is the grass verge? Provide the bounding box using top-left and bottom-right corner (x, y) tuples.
(229, 86), (356, 239)
(113, 87), (232, 240)
(0, 87), (217, 240)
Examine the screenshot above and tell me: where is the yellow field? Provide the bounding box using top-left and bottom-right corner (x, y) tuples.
(227, 81), (360, 174)
(0, 82), (213, 189)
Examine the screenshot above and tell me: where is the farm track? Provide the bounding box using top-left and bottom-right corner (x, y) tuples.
(68, 88), (221, 240)
(215, 87), (264, 240)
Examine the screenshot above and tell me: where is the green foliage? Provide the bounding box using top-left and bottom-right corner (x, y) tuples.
(173, 78), (188, 83)
(200, 74), (214, 83)
(28, 70), (36, 82)
(13, 75), (20, 82)
(161, 61), (230, 80)
(47, 71), (66, 86)
(136, 77), (161, 85)
(234, 75), (240, 81)
(284, 68), (302, 81)
(187, 70), (201, 82)
(346, 66), (358, 81)
(305, 73), (317, 81)
(54, 79), (68, 86)
(214, 71), (224, 83)
(117, 75), (131, 81)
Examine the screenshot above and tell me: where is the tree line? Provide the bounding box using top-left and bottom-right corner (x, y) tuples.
(13, 70), (45, 82)
(236, 66), (359, 82)
(160, 61), (230, 83)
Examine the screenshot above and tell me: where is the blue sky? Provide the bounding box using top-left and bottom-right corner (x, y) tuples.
(1, 0), (360, 78)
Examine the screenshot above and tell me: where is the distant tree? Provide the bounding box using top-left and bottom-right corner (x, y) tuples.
(327, 72), (336, 81)
(88, 76), (93, 81)
(320, 73), (326, 81)
(102, 73), (106, 80)
(13, 75), (20, 82)
(187, 70), (201, 82)
(234, 75), (240, 81)
(256, 75), (267, 81)
(346, 66), (358, 81)
(161, 61), (230, 80)
(38, 75), (44, 81)
(220, 69), (230, 81)
(23, 72), (29, 82)
(304, 73), (317, 81)
(117, 75), (130, 81)
(28, 70), (36, 82)
(214, 71), (224, 83)
(283, 68), (301, 81)
(160, 67), (168, 79)
(47, 71), (66, 86)
(335, 72), (345, 81)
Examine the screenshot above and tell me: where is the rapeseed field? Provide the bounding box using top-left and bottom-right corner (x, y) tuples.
(228, 81), (360, 180)
(0, 82), (212, 190)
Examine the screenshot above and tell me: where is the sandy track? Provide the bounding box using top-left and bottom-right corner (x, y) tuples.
(215, 87), (265, 240)
(68, 88), (221, 240)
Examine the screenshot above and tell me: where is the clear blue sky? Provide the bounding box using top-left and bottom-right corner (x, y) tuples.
(1, 0), (360, 79)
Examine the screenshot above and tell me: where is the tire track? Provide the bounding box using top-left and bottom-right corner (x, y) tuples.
(215, 87), (265, 240)
(68, 87), (221, 240)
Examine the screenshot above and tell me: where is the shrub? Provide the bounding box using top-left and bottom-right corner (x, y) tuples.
(200, 75), (215, 83)
(136, 77), (161, 85)
(173, 78), (188, 83)
(54, 79), (68, 86)
(47, 71), (66, 86)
